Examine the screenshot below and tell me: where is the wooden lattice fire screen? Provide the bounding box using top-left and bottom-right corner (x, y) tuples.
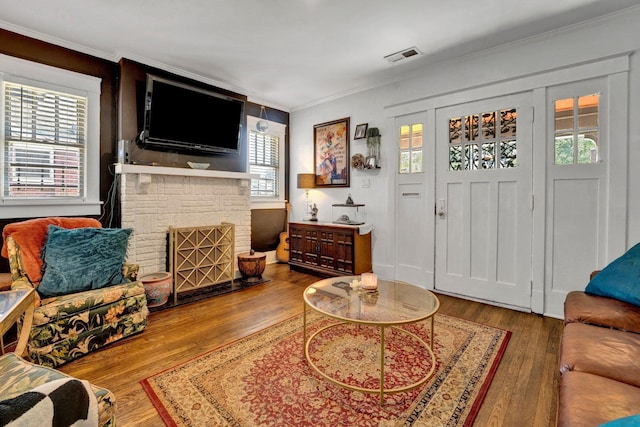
(168, 223), (235, 304)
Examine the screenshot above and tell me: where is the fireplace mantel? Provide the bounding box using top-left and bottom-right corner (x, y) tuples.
(114, 163), (253, 180)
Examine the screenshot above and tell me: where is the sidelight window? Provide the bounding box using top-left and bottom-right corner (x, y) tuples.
(399, 123), (423, 174)
(553, 94), (599, 165)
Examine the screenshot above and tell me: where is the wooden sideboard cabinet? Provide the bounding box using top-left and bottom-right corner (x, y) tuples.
(288, 221), (372, 277)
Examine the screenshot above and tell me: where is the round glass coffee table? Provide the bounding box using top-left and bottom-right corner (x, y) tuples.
(303, 275), (440, 405)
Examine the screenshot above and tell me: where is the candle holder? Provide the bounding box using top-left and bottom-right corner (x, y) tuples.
(360, 273), (378, 290)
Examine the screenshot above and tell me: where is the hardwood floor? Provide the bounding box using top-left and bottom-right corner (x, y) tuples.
(59, 264), (563, 426)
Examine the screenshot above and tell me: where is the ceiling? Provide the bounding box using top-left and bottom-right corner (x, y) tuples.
(1, 0), (638, 111)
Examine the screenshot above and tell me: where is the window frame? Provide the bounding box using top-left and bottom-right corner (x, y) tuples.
(246, 115), (286, 209)
(0, 54), (101, 219)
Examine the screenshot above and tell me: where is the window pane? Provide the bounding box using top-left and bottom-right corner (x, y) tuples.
(399, 151), (410, 174)
(449, 146), (462, 171)
(465, 144), (479, 170)
(500, 109), (517, 137)
(482, 112), (496, 139)
(4, 82), (86, 198)
(577, 131), (598, 164)
(399, 125), (410, 149)
(411, 151), (423, 173)
(500, 140), (517, 168)
(249, 129), (279, 197)
(554, 98), (574, 132)
(481, 143), (495, 169)
(465, 115), (478, 141)
(578, 94), (599, 128)
(411, 123), (423, 148)
(554, 135), (574, 165)
(449, 117), (462, 143)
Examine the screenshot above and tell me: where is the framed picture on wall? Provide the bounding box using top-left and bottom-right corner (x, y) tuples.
(354, 123), (368, 139)
(314, 117), (350, 187)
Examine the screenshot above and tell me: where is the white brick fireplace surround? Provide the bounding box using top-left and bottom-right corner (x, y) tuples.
(115, 163), (253, 277)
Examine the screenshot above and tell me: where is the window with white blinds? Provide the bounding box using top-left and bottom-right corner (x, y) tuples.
(0, 54), (101, 219)
(249, 130), (279, 197)
(4, 82), (86, 198)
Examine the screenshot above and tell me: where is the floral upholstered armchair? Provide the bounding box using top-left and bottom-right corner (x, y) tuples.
(1, 217), (149, 368)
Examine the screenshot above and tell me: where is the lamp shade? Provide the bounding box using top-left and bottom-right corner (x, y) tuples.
(297, 173), (316, 189)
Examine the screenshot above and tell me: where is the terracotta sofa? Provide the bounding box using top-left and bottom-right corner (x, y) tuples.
(1, 217), (149, 368)
(558, 263), (640, 426)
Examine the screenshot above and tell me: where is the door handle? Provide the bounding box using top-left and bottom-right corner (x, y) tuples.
(437, 198), (446, 218)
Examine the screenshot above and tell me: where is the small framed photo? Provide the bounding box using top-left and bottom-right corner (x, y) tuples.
(354, 123), (368, 140)
(314, 117), (350, 187)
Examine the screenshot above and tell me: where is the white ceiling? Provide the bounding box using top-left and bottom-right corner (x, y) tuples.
(1, 0), (639, 111)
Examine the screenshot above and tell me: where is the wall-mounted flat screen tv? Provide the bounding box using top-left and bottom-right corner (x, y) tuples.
(141, 75), (244, 155)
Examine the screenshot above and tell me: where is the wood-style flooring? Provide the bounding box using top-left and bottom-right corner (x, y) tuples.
(59, 263), (563, 426)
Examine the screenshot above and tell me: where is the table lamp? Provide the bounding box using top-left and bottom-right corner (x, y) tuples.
(297, 173), (316, 221)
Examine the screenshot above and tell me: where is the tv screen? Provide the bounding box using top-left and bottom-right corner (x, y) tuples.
(142, 75), (244, 155)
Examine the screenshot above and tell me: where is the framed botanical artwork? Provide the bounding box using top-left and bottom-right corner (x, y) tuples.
(314, 117), (350, 187)
(354, 123), (368, 139)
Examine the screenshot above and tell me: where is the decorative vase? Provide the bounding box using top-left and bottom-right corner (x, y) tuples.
(139, 272), (172, 307)
(237, 250), (266, 283)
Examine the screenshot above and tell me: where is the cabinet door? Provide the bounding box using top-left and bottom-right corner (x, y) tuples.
(289, 225), (303, 263)
(302, 228), (319, 266)
(335, 230), (355, 274)
(318, 230), (336, 270)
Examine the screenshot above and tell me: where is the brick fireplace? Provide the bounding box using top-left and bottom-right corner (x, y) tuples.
(115, 164), (252, 277)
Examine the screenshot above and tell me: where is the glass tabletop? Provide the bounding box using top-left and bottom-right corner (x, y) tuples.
(303, 276), (440, 325)
(0, 289), (32, 321)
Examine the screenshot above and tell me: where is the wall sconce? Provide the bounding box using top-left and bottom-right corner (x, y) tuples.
(297, 173), (316, 221)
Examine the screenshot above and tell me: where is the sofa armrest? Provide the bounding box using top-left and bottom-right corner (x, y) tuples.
(123, 263), (139, 281)
(565, 291), (640, 334)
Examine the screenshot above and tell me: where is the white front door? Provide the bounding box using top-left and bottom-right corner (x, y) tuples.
(435, 93), (533, 309)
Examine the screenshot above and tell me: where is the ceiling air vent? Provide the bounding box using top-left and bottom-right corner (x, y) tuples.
(384, 46), (422, 63)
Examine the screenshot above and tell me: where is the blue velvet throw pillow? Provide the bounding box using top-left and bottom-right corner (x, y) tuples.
(38, 226), (132, 298)
(585, 242), (640, 306)
(599, 414), (640, 426)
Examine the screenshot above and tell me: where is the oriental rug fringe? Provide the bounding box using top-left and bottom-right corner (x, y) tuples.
(141, 312), (510, 426)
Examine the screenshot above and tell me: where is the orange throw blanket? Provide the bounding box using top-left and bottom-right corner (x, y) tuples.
(2, 217), (102, 285)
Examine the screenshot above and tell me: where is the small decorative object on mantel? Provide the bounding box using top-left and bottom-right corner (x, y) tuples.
(345, 193), (354, 205)
(187, 162), (210, 170)
(366, 127), (381, 169)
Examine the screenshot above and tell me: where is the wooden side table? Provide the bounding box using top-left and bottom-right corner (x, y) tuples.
(0, 289), (35, 357)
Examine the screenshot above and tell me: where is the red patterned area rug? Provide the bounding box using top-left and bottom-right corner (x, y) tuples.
(141, 312), (510, 426)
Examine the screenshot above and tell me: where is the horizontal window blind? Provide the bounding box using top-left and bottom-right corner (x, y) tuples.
(249, 130), (279, 197)
(4, 82), (86, 198)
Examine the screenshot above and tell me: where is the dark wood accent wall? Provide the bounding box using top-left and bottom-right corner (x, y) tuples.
(0, 30), (290, 272)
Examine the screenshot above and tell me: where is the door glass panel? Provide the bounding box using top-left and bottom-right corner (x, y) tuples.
(399, 123), (423, 174)
(449, 117), (462, 143)
(411, 124), (423, 148)
(448, 108), (517, 171)
(399, 125), (410, 149)
(500, 140), (517, 168)
(500, 109), (517, 137)
(554, 93), (600, 165)
(578, 94), (599, 128)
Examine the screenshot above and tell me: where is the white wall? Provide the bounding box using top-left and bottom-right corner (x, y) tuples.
(290, 6), (640, 278)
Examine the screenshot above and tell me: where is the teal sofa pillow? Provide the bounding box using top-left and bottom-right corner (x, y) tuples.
(38, 226), (132, 298)
(585, 242), (640, 306)
(599, 415), (640, 426)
